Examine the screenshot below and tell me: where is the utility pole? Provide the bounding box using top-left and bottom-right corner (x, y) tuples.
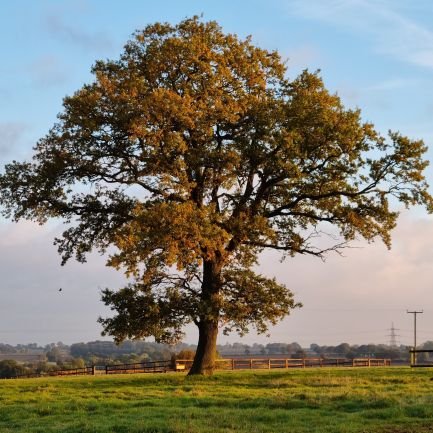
(407, 310), (423, 365)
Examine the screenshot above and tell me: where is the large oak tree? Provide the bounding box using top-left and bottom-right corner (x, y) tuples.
(1, 17), (432, 374)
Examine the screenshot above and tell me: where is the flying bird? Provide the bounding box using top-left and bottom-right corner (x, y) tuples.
(58, 288), (62, 292)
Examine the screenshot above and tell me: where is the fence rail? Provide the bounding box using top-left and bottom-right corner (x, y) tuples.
(9, 356), (391, 379)
(409, 349), (433, 367)
(175, 357), (391, 371)
(105, 360), (171, 375)
(12, 366), (94, 379)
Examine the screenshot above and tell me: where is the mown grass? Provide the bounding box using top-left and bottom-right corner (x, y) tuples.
(1, 367), (433, 432)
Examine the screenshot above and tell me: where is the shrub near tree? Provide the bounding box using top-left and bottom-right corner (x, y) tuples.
(1, 17), (432, 375)
(175, 349), (196, 360)
(171, 349), (196, 370)
(0, 360), (28, 378)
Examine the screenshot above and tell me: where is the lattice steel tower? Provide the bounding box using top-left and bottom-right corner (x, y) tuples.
(388, 322), (399, 347)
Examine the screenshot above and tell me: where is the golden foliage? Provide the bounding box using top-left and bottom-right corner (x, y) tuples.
(1, 17), (431, 360)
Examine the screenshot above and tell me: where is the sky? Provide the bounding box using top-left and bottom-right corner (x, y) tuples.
(0, 0), (433, 348)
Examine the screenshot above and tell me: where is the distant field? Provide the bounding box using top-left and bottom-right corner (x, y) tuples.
(1, 367), (433, 433)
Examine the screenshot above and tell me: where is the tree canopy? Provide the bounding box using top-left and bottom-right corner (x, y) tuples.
(1, 17), (431, 374)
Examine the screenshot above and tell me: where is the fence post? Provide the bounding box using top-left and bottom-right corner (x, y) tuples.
(250, 359), (253, 369)
(268, 359), (271, 369)
(232, 359), (235, 370)
(92, 365), (95, 376)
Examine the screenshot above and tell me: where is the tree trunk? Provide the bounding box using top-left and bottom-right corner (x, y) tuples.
(188, 258), (222, 375)
(188, 319), (219, 375)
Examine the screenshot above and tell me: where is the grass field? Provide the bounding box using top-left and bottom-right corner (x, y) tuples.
(1, 367), (433, 433)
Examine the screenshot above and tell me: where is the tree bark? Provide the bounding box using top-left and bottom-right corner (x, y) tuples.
(188, 258), (222, 375)
(188, 319), (219, 375)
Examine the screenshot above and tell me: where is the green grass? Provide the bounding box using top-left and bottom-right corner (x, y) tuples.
(1, 367), (433, 432)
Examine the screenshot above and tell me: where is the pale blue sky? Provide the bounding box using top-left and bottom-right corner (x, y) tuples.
(0, 0), (432, 346)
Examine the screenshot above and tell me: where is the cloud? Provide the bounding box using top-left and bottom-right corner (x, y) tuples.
(0, 214), (431, 346)
(0, 122), (28, 159)
(30, 55), (69, 88)
(285, 44), (321, 71)
(286, 0), (433, 70)
(364, 78), (415, 92)
(44, 14), (113, 52)
(0, 221), (126, 345)
(0, 87), (11, 101)
(242, 211), (433, 346)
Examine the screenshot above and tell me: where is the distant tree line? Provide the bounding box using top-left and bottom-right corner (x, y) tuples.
(218, 342), (411, 361)
(0, 342), (44, 354)
(308, 343), (411, 361)
(69, 340), (187, 364)
(218, 342), (304, 357)
(0, 339), (428, 378)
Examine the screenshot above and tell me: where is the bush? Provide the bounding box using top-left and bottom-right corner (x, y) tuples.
(175, 350), (196, 360)
(0, 360), (28, 378)
(170, 349), (196, 369)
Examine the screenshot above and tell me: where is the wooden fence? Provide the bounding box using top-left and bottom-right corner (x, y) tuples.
(105, 360), (172, 375)
(175, 357), (391, 371)
(409, 349), (433, 367)
(10, 357), (391, 379)
(12, 366), (94, 379)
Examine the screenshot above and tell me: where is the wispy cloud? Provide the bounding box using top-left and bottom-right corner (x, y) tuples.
(0, 220), (125, 345)
(285, 44), (321, 70)
(257, 211), (433, 345)
(0, 87), (11, 101)
(364, 78), (415, 92)
(0, 122), (28, 158)
(30, 55), (69, 88)
(44, 14), (113, 52)
(287, 0), (433, 69)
